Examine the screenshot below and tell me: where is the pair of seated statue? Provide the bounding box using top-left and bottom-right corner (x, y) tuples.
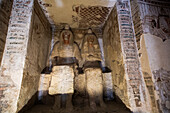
(47, 25), (105, 110)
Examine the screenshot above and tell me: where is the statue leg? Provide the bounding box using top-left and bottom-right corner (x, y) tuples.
(85, 68), (97, 110)
(98, 91), (106, 108)
(66, 93), (73, 110)
(98, 80), (106, 108)
(89, 93), (97, 110)
(53, 95), (61, 110)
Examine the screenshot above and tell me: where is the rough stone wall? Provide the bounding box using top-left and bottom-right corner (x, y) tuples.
(103, 72), (114, 100)
(103, 6), (129, 107)
(130, 0), (143, 50)
(131, 0), (170, 49)
(138, 34), (159, 113)
(0, 0), (35, 112)
(131, 0), (170, 112)
(49, 66), (74, 95)
(0, 0), (13, 65)
(139, 34), (170, 113)
(116, 1), (151, 112)
(103, 0), (152, 112)
(0, 0), (52, 112)
(103, 6), (129, 106)
(17, 1), (52, 111)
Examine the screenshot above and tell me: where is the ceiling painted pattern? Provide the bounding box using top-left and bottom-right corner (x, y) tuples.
(38, 0), (117, 29)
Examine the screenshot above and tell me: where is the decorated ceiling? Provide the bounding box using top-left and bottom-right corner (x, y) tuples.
(38, 0), (116, 29)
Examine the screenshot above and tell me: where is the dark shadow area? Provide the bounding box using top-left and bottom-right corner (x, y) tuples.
(102, 67), (112, 73)
(19, 91), (132, 113)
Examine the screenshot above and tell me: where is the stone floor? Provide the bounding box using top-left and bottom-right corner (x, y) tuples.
(23, 94), (131, 113)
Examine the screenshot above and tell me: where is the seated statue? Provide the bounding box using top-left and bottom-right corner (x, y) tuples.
(49, 25), (81, 111)
(81, 28), (105, 110)
(51, 25), (81, 65)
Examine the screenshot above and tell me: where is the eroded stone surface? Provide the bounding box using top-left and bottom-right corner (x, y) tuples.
(103, 72), (114, 100)
(153, 69), (170, 113)
(17, 0), (52, 111)
(0, 0), (13, 65)
(116, 1), (150, 112)
(81, 29), (102, 65)
(140, 34), (170, 113)
(0, 0), (52, 112)
(50, 26), (81, 66)
(0, 0), (34, 112)
(103, 1), (151, 112)
(103, 4), (129, 109)
(49, 66), (74, 94)
(38, 74), (51, 91)
(131, 0), (170, 49)
(85, 68), (105, 109)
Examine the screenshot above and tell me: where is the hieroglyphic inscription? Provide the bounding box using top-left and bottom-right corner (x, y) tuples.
(117, 0), (146, 108)
(130, 0), (143, 50)
(0, 0), (34, 112)
(5, 0), (33, 55)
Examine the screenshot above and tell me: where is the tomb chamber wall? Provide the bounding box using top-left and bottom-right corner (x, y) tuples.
(0, 0), (52, 112)
(131, 0), (170, 112)
(0, 0), (13, 65)
(102, 6), (130, 107)
(103, 1), (153, 112)
(17, 1), (52, 111)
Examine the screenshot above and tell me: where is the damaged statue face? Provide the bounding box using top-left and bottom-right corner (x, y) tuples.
(62, 31), (71, 45)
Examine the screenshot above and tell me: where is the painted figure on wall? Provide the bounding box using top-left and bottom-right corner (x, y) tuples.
(81, 28), (105, 110)
(49, 25), (81, 110)
(143, 8), (170, 41)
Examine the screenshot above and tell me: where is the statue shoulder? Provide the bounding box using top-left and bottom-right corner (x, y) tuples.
(52, 41), (60, 49)
(53, 41), (60, 46)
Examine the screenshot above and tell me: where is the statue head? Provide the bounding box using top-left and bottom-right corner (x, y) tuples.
(87, 28), (92, 34)
(59, 24), (73, 45)
(64, 24), (70, 30)
(87, 35), (94, 47)
(62, 31), (70, 45)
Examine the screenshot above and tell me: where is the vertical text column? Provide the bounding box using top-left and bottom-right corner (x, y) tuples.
(116, 0), (150, 112)
(0, 0), (34, 112)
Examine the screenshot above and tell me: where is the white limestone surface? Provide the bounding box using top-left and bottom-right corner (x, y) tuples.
(85, 68), (103, 98)
(49, 66), (74, 95)
(38, 74), (51, 91)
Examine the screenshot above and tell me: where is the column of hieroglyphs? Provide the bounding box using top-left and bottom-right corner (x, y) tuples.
(116, 0), (151, 112)
(0, 0), (34, 112)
